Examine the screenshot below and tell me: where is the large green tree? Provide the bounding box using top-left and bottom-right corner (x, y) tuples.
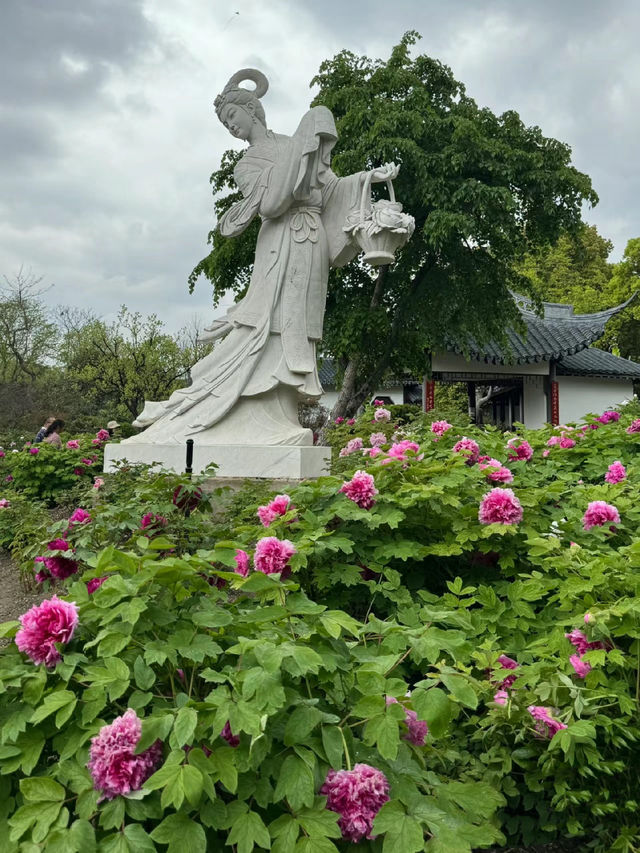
(190, 32), (596, 417)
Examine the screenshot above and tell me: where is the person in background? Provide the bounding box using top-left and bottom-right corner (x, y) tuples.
(106, 420), (120, 438)
(34, 417), (55, 443)
(42, 419), (65, 449)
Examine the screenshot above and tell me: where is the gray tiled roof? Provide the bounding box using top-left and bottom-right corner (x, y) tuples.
(450, 295), (636, 365)
(557, 347), (640, 379)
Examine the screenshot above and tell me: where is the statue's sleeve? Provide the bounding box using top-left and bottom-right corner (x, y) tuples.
(218, 160), (269, 237)
(321, 168), (365, 267)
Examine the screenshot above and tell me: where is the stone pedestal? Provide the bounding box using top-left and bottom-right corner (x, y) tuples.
(103, 442), (331, 479)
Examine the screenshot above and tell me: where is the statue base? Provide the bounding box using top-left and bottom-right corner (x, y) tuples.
(103, 442), (331, 479)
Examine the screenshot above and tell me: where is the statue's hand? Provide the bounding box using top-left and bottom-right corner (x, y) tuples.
(369, 162), (400, 183)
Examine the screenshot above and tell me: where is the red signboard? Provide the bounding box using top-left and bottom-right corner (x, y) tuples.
(424, 380), (435, 412)
(550, 380), (559, 425)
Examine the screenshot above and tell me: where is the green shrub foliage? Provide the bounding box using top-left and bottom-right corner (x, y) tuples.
(2, 404), (640, 850)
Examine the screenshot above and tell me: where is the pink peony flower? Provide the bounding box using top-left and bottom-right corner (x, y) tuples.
(582, 501), (620, 531)
(584, 612), (593, 624)
(339, 437), (364, 458)
(29, 447), (39, 455)
(506, 438), (533, 462)
(15, 596), (79, 666)
(320, 763), (390, 842)
(597, 410), (620, 424)
(559, 437), (576, 449)
(234, 549), (249, 577)
(66, 440), (80, 449)
(546, 436), (561, 447)
(527, 705), (568, 739)
(96, 429), (111, 441)
(68, 507), (91, 527)
(374, 399), (385, 406)
(254, 537), (296, 575)
(91, 438), (101, 446)
(431, 420), (453, 439)
(479, 458), (513, 484)
(340, 470), (378, 509)
(385, 696), (428, 746)
(453, 437), (480, 465)
(369, 432), (386, 447)
(220, 721), (240, 747)
(93, 477), (105, 489)
(87, 576), (108, 594)
(81, 458), (93, 466)
(87, 709), (162, 800)
(334, 417), (344, 425)
(373, 407), (391, 422)
(363, 446), (383, 458)
(0, 498), (9, 509)
(383, 440), (420, 464)
(478, 488), (523, 525)
(626, 418), (640, 434)
(605, 461), (626, 484)
(569, 654), (591, 678)
(347, 418), (356, 426)
(140, 513), (168, 532)
(257, 494), (293, 527)
(42, 555), (79, 581)
(494, 690), (509, 706)
(0, 450), (5, 458)
(565, 628), (605, 656)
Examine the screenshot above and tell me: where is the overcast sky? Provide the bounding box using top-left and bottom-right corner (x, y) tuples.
(1, 0), (638, 333)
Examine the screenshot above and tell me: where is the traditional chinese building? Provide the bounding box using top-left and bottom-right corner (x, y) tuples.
(320, 296), (640, 428)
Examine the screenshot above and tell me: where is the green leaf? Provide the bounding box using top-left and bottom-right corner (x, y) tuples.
(321, 726), (343, 769)
(134, 656), (156, 690)
(136, 714), (174, 753)
(271, 817), (299, 853)
(182, 765), (204, 806)
(297, 806), (341, 839)
(294, 838), (340, 853)
(123, 823), (156, 852)
(274, 754), (315, 811)
(97, 633), (130, 658)
(20, 777), (65, 803)
(210, 747), (238, 793)
(151, 813), (207, 853)
(69, 818), (97, 853)
(30, 690), (76, 725)
(227, 809), (271, 853)
(192, 605), (233, 628)
(374, 801), (425, 852)
(364, 712), (400, 761)
(440, 673), (478, 709)
(173, 706), (198, 748)
(284, 706), (323, 746)
(411, 687), (451, 738)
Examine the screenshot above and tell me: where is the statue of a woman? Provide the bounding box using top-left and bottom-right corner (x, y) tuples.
(128, 69), (397, 446)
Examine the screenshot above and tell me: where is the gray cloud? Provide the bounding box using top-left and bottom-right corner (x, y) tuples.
(0, 0), (638, 341)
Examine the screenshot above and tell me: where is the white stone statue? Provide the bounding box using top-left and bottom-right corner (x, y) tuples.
(122, 69), (410, 457)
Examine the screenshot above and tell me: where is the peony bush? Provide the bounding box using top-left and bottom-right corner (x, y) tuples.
(2, 403), (640, 849)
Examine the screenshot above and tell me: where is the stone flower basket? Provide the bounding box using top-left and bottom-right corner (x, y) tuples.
(344, 172), (415, 266)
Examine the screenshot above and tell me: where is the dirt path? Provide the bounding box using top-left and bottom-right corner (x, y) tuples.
(0, 549), (47, 624)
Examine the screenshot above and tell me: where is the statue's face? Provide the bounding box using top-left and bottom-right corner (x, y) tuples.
(219, 102), (253, 140)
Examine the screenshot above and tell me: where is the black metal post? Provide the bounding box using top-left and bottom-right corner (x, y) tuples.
(185, 439), (194, 478)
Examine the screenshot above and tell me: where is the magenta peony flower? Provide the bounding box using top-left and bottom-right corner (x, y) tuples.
(597, 410), (620, 424)
(334, 417), (344, 424)
(496, 654), (519, 689)
(220, 721), (240, 747)
(626, 418), (640, 434)
(373, 407), (391, 423)
(257, 494), (293, 527)
(374, 399), (385, 406)
(584, 612), (593, 624)
(385, 696), (428, 746)
(41, 555), (79, 581)
(478, 488), (523, 525)
(87, 709), (162, 800)
(479, 458), (513, 484)
(81, 457), (93, 466)
(494, 690), (509, 706)
(431, 420), (453, 439)
(140, 513), (168, 532)
(93, 477), (105, 489)
(347, 418), (356, 425)
(5, 474), (13, 482)
(605, 460), (626, 484)
(582, 500), (620, 531)
(15, 596), (78, 666)
(559, 437), (576, 449)
(453, 437), (480, 465)
(172, 485), (203, 512)
(69, 507), (91, 527)
(96, 429), (111, 441)
(254, 537), (296, 575)
(66, 439), (80, 449)
(565, 628), (605, 656)
(29, 447), (39, 455)
(234, 549), (249, 577)
(87, 576), (108, 594)
(506, 438), (533, 462)
(0, 498), (9, 509)
(527, 705), (568, 739)
(0, 450), (5, 458)
(569, 654), (591, 678)
(320, 763), (390, 842)
(91, 438), (101, 446)
(369, 432), (386, 447)
(340, 470), (378, 509)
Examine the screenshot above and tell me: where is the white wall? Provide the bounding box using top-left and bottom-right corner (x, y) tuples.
(522, 375), (547, 429)
(558, 377), (633, 424)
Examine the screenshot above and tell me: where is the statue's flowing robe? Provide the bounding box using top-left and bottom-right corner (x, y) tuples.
(131, 106), (362, 437)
